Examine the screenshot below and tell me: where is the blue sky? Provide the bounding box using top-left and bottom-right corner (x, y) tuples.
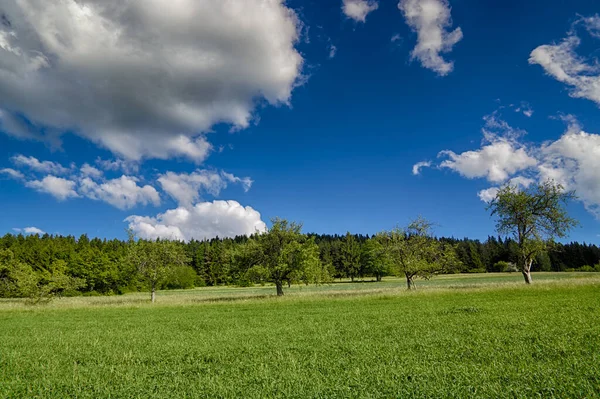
(0, 0), (599, 243)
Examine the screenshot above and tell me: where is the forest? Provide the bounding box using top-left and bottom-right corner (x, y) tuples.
(1, 227), (599, 299)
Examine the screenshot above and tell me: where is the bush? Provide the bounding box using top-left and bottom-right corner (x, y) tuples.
(577, 265), (597, 272)
(163, 266), (198, 289)
(492, 261), (519, 273)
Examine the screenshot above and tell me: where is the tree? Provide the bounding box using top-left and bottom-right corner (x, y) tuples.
(126, 238), (189, 302)
(361, 238), (389, 281)
(488, 180), (578, 284)
(256, 218), (326, 296)
(378, 217), (460, 289)
(341, 232), (361, 281)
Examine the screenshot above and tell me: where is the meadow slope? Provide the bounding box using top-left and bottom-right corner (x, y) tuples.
(1, 273), (599, 398)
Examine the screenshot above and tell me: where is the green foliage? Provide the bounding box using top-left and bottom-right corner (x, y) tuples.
(253, 218), (328, 295)
(377, 217), (461, 289)
(0, 249), (84, 303)
(163, 266), (198, 289)
(0, 214), (598, 300)
(341, 232), (361, 281)
(488, 181), (578, 283)
(492, 261), (519, 273)
(126, 238), (189, 302)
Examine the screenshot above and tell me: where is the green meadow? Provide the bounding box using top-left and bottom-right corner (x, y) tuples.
(1, 273), (599, 398)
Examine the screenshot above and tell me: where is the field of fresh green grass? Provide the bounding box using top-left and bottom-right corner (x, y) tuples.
(1, 273), (599, 398)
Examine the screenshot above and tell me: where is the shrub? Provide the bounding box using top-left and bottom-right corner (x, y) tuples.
(163, 266), (198, 289)
(492, 261), (518, 273)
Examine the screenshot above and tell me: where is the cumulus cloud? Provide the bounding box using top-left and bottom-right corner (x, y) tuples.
(437, 114), (536, 182)
(399, 0), (463, 76)
(13, 226), (45, 235)
(420, 115), (600, 218)
(11, 155), (70, 175)
(79, 175), (160, 210)
(4, 152), (256, 210)
(0, 167), (24, 180)
(529, 16), (600, 106)
(80, 163), (103, 179)
(477, 187), (499, 203)
(412, 161), (431, 175)
(342, 0), (378, 23)
(439, 142), (537, 183)
(158, 170), (251, 207)
(539, 124), (600, 217)
(0, 0), (304, 161)
(126, 200), (267, 241)
(25, 176), (79, 200)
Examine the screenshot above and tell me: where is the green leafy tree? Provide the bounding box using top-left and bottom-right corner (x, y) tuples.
(126, 238), (189, 302)
(361, 238), (389, 281)
(488, 181), (578, 284)
(341, 232), (361, 281)
(378, 217), (460, 289)
(256, 218), (326, 296)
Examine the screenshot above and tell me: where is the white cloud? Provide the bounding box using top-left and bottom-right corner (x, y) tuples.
(126, 200), (267, 241)
(158, 170), (253, 207)
(96, 158), (139, 174)
(529, 17), (600, 106)
(24, 226), (45, 234)
(221, 172), (253, 192)
(328, 44), (338, 59)
(412, 161), (431, 175)
(11, 155), (70, 175)
(79, 176), (160, 210)
(13, 226), (45, 235)
(0, 0), (304, 161)
(539, 125), (600, 217)
(421, 115), (600, 218)
(513, 102), (534, 117)
(581, 14), (600, 39)
(25, 176), (79, 200)
(398, 0), (463, 76)
(0, 168), (24, 180)
(477, 187), (498, 203)
(342, 0), (379, 23)
(80, 163), (103, 179)
(438, 114), (536, 182)
(439, 141), (537, 183)
(391, 33), (403, 43)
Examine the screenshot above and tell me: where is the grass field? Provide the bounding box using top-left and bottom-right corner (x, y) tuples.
(1, 273), (599, 398)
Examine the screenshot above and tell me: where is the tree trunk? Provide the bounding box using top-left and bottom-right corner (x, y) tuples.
(376, 274), (382, 282)
(276, 280), (284, 296)
(406, 274), (414, 290)
(522, 259), (533, 284)
(151, 285), (156, 303)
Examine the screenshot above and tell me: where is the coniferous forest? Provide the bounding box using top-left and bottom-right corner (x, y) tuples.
(1, 230), (599, 298)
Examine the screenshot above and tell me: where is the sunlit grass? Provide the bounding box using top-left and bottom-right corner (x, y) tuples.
(1, 273), (599, 398)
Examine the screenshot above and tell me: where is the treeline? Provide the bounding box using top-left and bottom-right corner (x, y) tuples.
(1, 231), (599, 298)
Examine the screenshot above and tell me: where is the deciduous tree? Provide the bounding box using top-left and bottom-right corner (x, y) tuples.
(378, 218), (459, 289)
(488, 181), (578, 284)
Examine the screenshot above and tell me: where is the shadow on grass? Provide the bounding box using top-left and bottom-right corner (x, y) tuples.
(191, 294), (272, 303)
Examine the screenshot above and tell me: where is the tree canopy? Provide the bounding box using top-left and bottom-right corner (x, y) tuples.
(488, 180), (578, 284)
